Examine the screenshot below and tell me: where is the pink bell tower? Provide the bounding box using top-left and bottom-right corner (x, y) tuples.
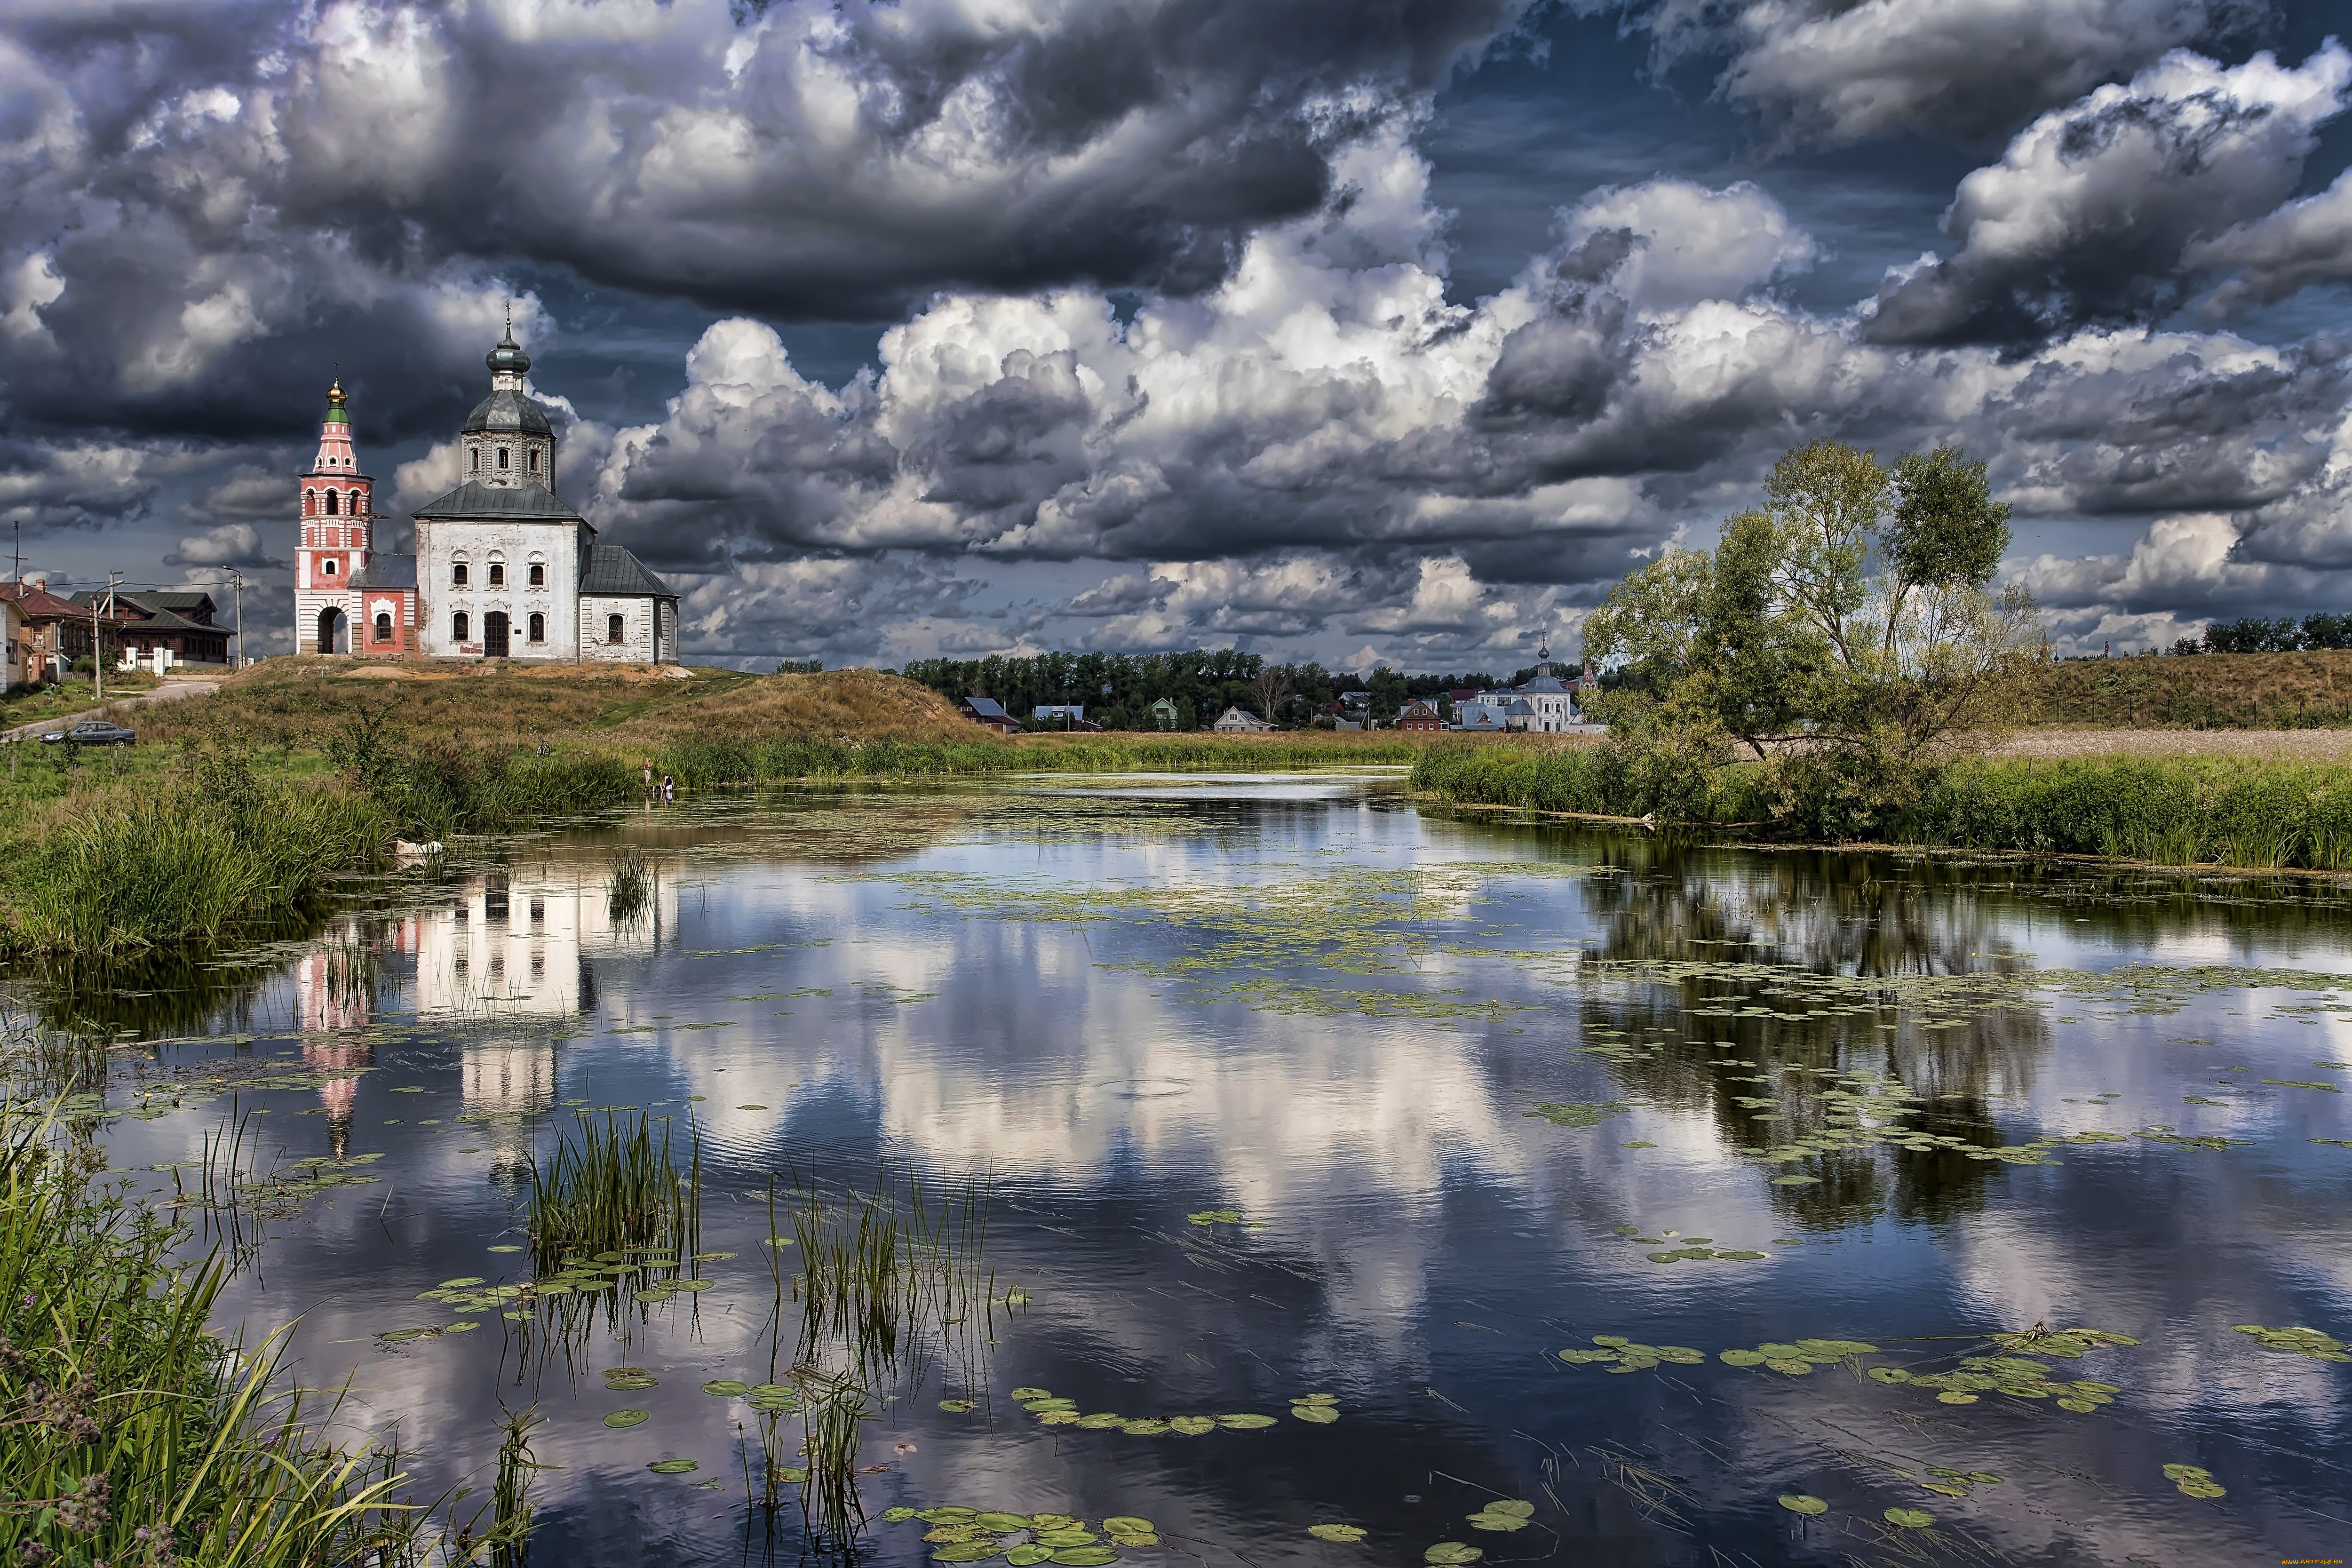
(294, 379), (370, 653)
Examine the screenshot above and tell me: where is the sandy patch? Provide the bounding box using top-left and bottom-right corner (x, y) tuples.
(342, 666), (452, 681)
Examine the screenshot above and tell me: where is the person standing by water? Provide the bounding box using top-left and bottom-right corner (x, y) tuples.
(661, 772), (675, 804)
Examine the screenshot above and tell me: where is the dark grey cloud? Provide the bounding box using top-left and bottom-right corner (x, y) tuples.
(1864, 45), (2351, 349)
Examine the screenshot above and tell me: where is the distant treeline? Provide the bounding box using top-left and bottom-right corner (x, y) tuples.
(2179, 615), (2352, 654)
(896, 650), (1563, 728)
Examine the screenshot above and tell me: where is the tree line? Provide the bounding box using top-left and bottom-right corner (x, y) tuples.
(2177, 615), (2352, 655)
(896, 650), (1558, 729)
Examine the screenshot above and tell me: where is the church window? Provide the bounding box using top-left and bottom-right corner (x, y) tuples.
(608, 613), (625, 645)
(453, 612), (470, 642)
(374, 612), (392, 642)
(453, 561), (469, 587)
(528, 448), (539, 473)
(347, 490), (362, 515)
(497, 446), (509, 470)
(527, 613), (545, 643)
(322, 559), (336, 575)
(470, 447), (479, 472)
(323, 489), (338, 515)
(305, 491), (315, 515)
(528, 563), (545, 587)
(488, 562), (505, 587)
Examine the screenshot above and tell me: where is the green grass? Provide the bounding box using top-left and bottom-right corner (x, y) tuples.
(0, 1098), (406, 1566)
(1413, 740), (2352, 870)
(0, 757), (394, 955)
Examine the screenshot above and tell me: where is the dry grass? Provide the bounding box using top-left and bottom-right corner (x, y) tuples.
(1992, 727), (2352, 761)
(2028, 649), (2352, 730)
(129, 659), (976, 755)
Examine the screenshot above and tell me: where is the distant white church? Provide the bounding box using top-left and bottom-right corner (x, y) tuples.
(294, 329), (678, 663)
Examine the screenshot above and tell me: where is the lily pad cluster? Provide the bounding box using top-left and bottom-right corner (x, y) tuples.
(1523, 1100), (1629, 1130)
(1462, 1499), (1534, 1532)
(879, 1505), (1157, 1564)
(1717, 1337), (1877, 1374)
(1186, 1210), (1243, 1225)
(2231, 1324), (2351, 1362)
(1875, 1338), (2128, 1412)
(1011, 1385), (1316, 1435)
(699, 1379), (801, 1413)
(1558, 1336), (1706, 1372)
(2162, 1463), (2225, 1499)
(1307, 1524), (1367, 1543)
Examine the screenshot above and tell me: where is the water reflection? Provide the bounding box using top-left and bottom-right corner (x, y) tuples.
(18, 784), (2352, 1567)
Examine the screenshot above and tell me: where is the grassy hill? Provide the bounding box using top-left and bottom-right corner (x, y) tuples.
(2028, 650), (2352, 730)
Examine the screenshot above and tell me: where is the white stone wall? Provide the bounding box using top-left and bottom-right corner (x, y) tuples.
(579, 596), (659, 663)
(415, 519), (585, 660)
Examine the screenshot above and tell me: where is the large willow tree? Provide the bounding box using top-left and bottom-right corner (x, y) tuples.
(1581, 440), (2039, 832)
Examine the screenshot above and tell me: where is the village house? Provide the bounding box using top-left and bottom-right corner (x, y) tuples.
(959, 696), (1022, 733)
(1397, 698), (1444, 732)
(69, 590), (234, 669)
(1, 594), (19, 693)
(1148, 696), (1181, 730)
(0, 580), (87, 685)
(1212, 706), (1278, 732)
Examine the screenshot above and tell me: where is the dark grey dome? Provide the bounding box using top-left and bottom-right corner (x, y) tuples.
(462, 389), (553, 435)
(486, 328), (531, 377)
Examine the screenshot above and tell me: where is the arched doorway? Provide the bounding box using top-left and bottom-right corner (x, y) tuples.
(483, 611), (509, 657)
(317, 606), (348, 655)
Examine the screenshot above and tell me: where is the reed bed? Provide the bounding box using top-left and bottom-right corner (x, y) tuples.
(605, 847), (656, 925)
(0, 1104), (409, 1566)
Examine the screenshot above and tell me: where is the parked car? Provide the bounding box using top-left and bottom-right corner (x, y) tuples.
(41, 720), (135, 746)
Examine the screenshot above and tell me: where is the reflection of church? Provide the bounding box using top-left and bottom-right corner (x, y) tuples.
(292, 863), (673, 1166)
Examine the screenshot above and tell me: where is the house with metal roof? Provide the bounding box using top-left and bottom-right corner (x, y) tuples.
(406, 328), (678, 663)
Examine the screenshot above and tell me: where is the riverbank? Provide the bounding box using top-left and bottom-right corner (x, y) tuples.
(1410, 742), (2352, 871)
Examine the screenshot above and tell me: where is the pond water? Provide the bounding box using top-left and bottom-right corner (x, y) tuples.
(32, 772), (2352, 1565)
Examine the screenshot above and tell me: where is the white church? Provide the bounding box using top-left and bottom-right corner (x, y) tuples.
(294, 329), (679, 663)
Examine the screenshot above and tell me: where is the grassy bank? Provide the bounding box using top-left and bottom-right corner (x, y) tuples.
(2030, 648), (2352, 729)
(1412, 741), (2352, 870)
(1, 759), (394, 955)
(0, 1100), (404, 1565)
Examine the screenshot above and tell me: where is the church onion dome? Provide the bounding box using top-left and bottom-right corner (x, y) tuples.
(323, 377), (349, 424)
(486, 327), (531, 377)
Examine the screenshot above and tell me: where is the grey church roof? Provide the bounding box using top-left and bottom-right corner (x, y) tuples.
(350, 554), (417, 589)
(581, 543), (675, 599)
(1519, 674), (1569, 693)
(462, 388), (554, 436)
(412, 479), (585, 521)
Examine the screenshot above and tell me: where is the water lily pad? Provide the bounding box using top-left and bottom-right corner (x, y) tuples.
(1217, 1413), (1278, 1429)
(439, 1276), (486, 1288)
(1777, 1495), (1828, 1516)
(445, 1321), (480, 1333)
(703, 1380), (749, 1397)
(606, 1375), (659, 1391)
(1049, 1551), (1117, 1567)
(603, 1409), (651, 1428)
(1719, 1349), (1767, 1367)
(1121, 1418), (1169, 1435)
(1291, 1404), (1339, 1424)
(935, 1545), (1003, 1563)
(1763, 1358), (1812, 1375)
(775, 1467), (809, 1483)
(1464, 1512), (1527, 1533)
(487, 1245), (524, 1253)
(976, 1514), (1032, 1532)
(1308, 1525), (1367, 1544)
(1883, 1508), (1933, 1529)
(1102, 1518), (1152, 1536)
(939, 1398), (976, 1413)
(1035, 1531), (1097, 1548)
(1076, 1413), (1126, 1429)
(1010, 1386), (1053, 1400)
(1935, 1392), (1979, 1404)
(1170, 1416), (1216, 1435)
(1867, 1367), (1912, 1384)
(1007, 1550), (1053, 1567)
(648, 1459), (699, 1474)
(379, 1328), (437, 1342)
(1423, 1544), (1482, 1565)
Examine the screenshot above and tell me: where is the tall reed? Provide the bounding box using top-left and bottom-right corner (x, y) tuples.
(605, 848), (655, 925)
(524, 1112), (703, 1275)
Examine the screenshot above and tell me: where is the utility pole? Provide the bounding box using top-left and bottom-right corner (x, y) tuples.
(229, 569), (244, 670)
(95, 570), (121, 700)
